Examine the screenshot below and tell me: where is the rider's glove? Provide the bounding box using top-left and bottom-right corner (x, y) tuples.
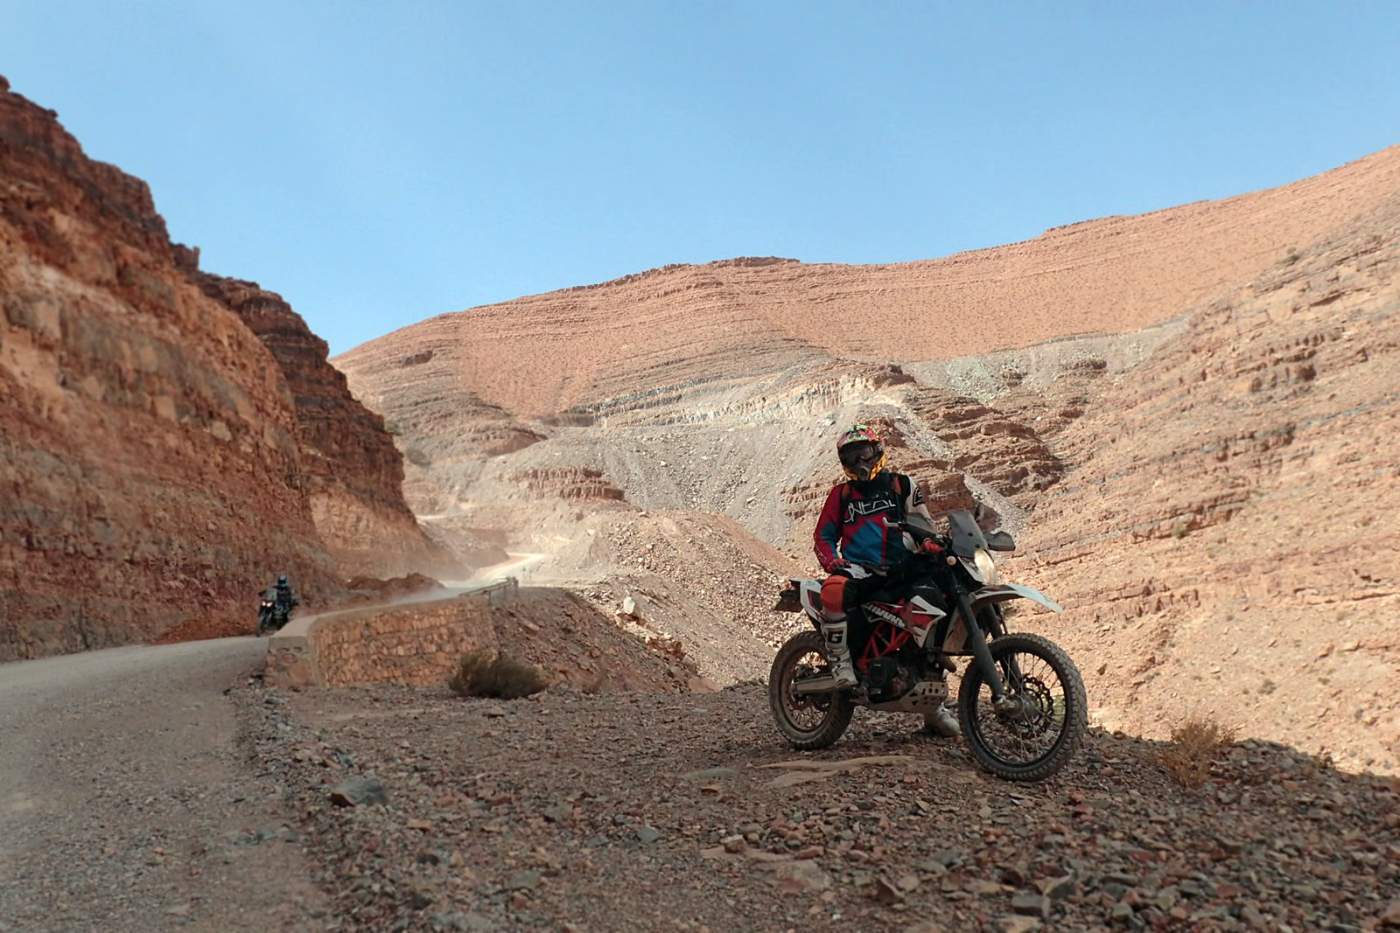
(920, 539), (943, 555)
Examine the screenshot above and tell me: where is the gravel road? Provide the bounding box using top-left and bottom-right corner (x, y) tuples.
(0, 638), (328, 931)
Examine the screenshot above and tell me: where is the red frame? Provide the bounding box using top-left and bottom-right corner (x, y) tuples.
(856, 602), (915, 671)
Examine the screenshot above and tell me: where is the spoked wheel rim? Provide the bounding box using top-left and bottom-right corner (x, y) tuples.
(968, 648), (1070, 769)
(778, 648), (836, 735)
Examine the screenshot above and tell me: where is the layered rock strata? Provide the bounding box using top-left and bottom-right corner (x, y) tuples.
(1014, 197), (1400, 772)
(187, 272), (458, 579)
(0, 76), (446, 657)
(338, 145), (1400, 420)
(0, 77), (341, 658)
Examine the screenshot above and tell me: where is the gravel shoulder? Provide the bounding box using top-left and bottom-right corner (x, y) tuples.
(251, 681), (1400, 932)
(0, 638), (329, 931)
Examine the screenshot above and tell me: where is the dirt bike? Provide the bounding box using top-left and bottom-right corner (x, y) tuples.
(256, 590), (291, 636)
(769, 509), (1087, 782)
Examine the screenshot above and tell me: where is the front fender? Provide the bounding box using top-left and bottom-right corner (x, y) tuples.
(970, 583), (1064, 614)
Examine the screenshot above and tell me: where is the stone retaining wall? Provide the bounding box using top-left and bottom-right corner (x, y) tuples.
(266, 579), (519, 688)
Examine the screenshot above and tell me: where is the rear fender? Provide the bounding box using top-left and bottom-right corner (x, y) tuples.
(777, 579), (827, 628)
(798, 580), (825, 629)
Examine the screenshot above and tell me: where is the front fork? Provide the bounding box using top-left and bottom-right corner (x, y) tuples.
(953, 586), (1020, 711)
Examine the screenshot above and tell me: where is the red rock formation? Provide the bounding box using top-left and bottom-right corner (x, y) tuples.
(1012, 198), (1400, 772)
(0, 76), (343, 658)
(0, 76), (450, 658)
(334, 323), (543, 512)
(902, 391), (1065, 504)
(187, 272), (459, 579)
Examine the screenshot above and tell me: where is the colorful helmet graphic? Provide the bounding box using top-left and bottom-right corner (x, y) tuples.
(836, 423), (887, 482)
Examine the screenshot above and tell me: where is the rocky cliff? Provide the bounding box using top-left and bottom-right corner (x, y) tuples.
(0, 76), (441, 659)
(186, 272), (459, 579)
(0, 76), (337, 658)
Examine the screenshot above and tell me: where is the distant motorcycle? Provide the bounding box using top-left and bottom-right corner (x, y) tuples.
(769, 509), (1087, 782)
(256, 587), (293, 636)
(256, 575), (299, 636)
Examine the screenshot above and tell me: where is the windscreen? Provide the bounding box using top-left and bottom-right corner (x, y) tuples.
(947, 509), (988, 558)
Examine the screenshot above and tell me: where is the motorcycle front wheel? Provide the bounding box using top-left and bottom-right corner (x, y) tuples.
(958, 632), (1087, 781)
(768, 631), (853, 750)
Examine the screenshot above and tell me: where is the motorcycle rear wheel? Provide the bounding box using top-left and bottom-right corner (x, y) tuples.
(958, 632), (1087, 781)
(768, 631), (853, 750)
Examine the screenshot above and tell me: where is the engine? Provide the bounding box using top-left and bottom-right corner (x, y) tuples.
(864, 657), (918, 703)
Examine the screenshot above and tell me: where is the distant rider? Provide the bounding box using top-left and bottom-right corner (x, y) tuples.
(813, 424), (959, 736)
(273, 574), (299, 621)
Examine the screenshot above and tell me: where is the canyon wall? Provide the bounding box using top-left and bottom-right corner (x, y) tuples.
(0, 76), (336, 657)
(187, 272), (459, 579)
(0, 76), (446, 658)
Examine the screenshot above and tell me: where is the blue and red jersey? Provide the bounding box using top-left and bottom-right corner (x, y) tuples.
(813, 473), (924, 572)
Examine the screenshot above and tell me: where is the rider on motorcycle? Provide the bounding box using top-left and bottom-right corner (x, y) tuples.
(273, 574), (298, 619)
(813, 423), (960, 736)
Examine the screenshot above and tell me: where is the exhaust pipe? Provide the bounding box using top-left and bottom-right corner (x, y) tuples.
(791, 675), (838, 696)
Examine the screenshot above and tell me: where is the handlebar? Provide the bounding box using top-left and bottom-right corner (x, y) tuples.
(889, 520), (950, 548)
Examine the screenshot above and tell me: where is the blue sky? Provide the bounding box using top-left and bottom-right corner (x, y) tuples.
(4, 2), (1399, 354)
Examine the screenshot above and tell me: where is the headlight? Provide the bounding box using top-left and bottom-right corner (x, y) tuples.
(973, 548), (1001, 585)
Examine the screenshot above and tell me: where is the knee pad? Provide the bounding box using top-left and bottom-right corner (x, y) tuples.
(821, 575), (848, 619)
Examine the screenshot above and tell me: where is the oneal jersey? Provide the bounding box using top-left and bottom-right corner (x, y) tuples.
(813, 473), (922, 571)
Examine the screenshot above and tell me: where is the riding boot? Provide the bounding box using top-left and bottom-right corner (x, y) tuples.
(819, 619), (858, 689)
(922, 702), (961, 738)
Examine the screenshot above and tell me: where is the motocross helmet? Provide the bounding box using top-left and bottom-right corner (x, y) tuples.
(277, 575), (289, 586)
(837, 423), (887, 482)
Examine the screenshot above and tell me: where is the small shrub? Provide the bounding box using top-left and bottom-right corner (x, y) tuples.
(1160, 716), (1239, 788)
(448, 649), (549, 700)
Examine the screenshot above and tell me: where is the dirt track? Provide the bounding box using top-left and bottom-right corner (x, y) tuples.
(3, 638), (1397, 930)
(0, 639), (327, 931)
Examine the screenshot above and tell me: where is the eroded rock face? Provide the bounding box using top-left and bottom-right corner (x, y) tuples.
(0, 78), (341, 658)
(1013, 198), (1400, 772)
(904, 391), (1065, 503)
(187, 273), (459, 580)
(0, 77), (456, 658)
(513, 467), (625, 502)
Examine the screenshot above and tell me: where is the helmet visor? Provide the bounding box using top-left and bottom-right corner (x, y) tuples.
(839, 441), (880, 470)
